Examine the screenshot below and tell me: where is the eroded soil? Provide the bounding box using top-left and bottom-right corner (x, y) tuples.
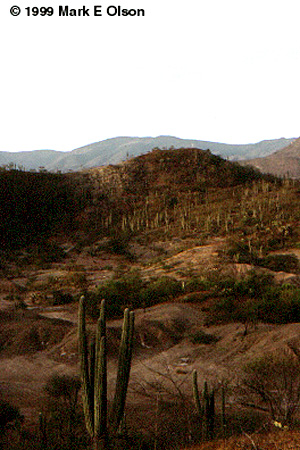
(1, 238), (300, 432)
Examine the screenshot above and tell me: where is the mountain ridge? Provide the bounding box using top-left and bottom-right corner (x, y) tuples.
(241, 136), (300, 178)
(0, 135), (295, 172)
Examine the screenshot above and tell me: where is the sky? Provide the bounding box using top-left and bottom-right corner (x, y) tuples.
(1, 0), (300, 152)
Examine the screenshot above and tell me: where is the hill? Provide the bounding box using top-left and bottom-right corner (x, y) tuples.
(0, 147), (292, 251)
(0, 136), (295, 172)
(1, 147), (300, 449)
(241, 136), (300, 178)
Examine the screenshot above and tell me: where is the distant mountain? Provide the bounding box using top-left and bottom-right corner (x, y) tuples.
(0, 136), (295, 172)
(240, 137), (300, 178)
(0, 149), (63, 170)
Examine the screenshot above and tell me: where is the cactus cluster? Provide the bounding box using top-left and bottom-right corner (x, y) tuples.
(78, 297), (134, 450)
(192, 370), (221, 440)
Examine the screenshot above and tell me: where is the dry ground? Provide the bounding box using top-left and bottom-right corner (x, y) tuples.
(181, 429), (300, 449)
(1, 237), (300, 445)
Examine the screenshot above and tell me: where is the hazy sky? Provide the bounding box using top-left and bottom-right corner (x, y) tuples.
(1, 0), (300, 152)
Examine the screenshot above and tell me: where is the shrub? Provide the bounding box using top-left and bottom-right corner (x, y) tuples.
(95, 232), (134, 259)
(190, 330), (219, 345)
(140, 276), (183, 307)
(222, 239), (260, 265)
(240, 352), (300, 425)
(51, 290), (73, 306)
(96, 271), (144, 317)
(45, 374), (81, 408)
(206, 272), (300, 325)
(43, 374), (82, 449)
(258, 254), (300, 273)
(89, 274), (183, 319)
(0, 400), (23, 430)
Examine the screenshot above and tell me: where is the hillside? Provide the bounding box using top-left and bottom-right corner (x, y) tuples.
(0, 136), (295, 172)
(241, 136), (300, 178)
(1, 148), (300, 449)
(1, 146), (297, 252)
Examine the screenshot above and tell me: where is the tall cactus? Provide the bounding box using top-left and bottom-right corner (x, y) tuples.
(78, 297), (134, 450)
(192, 371), (215, 440)
(192, 370), (203, 420)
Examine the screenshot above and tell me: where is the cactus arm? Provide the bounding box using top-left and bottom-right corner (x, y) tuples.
(78, 296), (94, 438)
(123, 311), (135, 392)
(221, 385), (226, 439)
(111, 308), (134, 433)
(208, 390), (215, 439)
(203, 381), (209, 418)
(89, 337), (96, 415)
(94, 300), (108, 444)
(192, 370), (202, 417)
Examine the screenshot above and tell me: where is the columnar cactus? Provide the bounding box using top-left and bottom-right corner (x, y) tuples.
(192, 371), (215, 440)
(221, 385), (226, 439)
(78, 297), (134, 450)
(192, 369), (203, 420)
(39, 412), (47, 450)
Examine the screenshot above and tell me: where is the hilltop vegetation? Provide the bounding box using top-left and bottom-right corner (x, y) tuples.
(1, 147), (292, 250)
(1, 146), (300, 274)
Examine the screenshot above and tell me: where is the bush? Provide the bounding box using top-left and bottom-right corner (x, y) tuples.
(96, 271), (144, 317)
(240, 352), (300, 425)
(222, 239), (260, 264)
(258, 254), (300, 273)
(207, 271), (300, 325)
(52, 290), (73, 306)
(43, 374), (83, 450)
(95, 232), (134, 259)
(0, 400), (23, 430)
(86, 273), (183, 319)
(45, 374), (81, 407)
(190, 330), (219, 345)
(140, 277), (183, 307)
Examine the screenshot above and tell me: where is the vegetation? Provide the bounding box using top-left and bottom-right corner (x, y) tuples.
(42, 374), (82, 449)
(190, 330), (219, 345)
(193, 372), (217, 440)
(84, 272), (184, 319)
(0, 169), (90, 251)
(206, 271), (300, 326)
(78, 297), (134, 450)
(2, 148), (300, 449)
(2, 148), (299, 258)
(240, 352), (300, 426)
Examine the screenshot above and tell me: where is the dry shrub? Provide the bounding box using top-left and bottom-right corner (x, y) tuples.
(240, 351), (300, 426)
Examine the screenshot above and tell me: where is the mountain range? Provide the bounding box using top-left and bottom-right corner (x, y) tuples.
(0, 135), (296, 172)
(241, 136), (300, 178)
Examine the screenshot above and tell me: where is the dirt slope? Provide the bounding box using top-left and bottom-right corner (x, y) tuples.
(1, 300), (300, 428)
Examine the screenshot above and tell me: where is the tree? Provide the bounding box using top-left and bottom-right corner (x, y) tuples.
(240, 351), (300, 426)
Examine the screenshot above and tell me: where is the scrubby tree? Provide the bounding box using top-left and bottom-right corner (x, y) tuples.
(240, 351), (300, 426)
